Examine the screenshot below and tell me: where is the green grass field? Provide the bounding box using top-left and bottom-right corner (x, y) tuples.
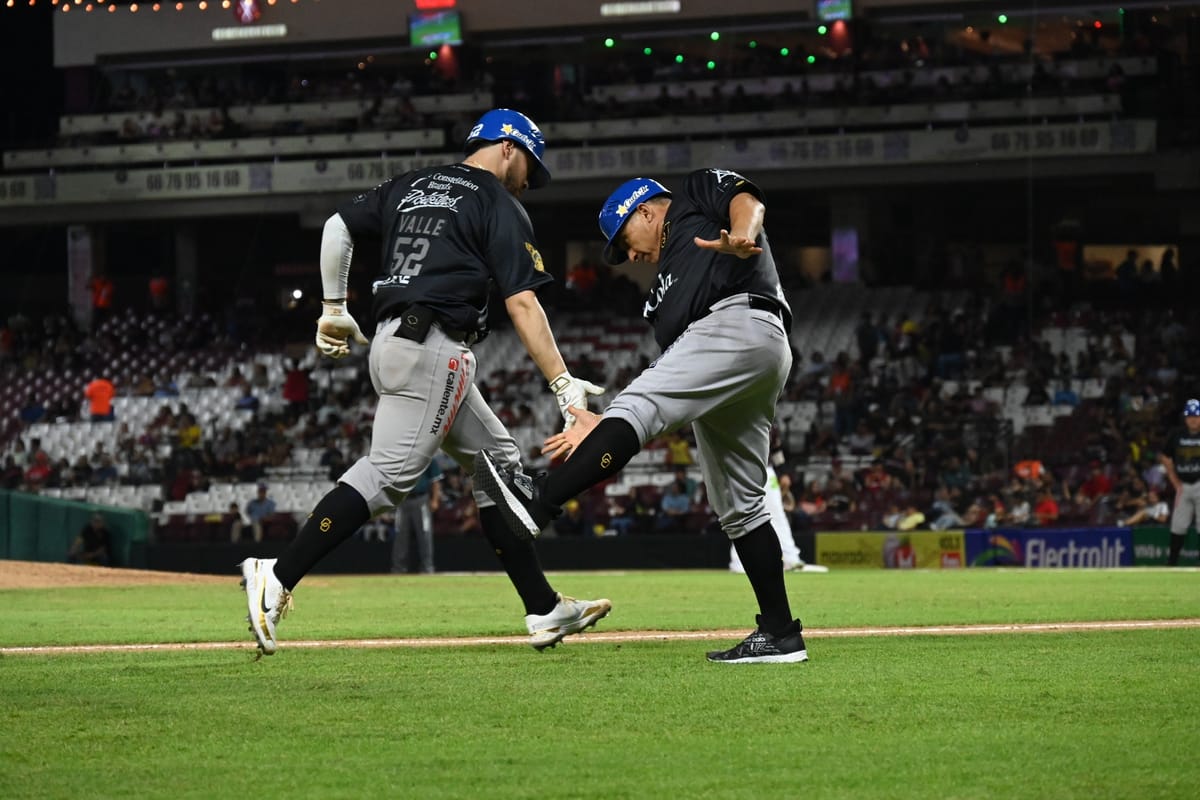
(2, 568), (1197, 799)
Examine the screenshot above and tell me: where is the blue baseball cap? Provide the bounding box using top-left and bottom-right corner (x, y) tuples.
(464, 108), (551, 189)
(1185, 398), (1200, 417)
(598, 177), (671, 264)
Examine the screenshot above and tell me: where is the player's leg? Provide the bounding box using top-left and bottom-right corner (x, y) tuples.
(540, 305), (785, 509)
(1168, 483), (1200, 566)
(1167, 483), (1194, 566)
(417, 496), (435, 574)
(241, 327), (464, 655)
(443, 385), (610, 648)
(391, 500), (414, 574)
(691, 313), (805, 663)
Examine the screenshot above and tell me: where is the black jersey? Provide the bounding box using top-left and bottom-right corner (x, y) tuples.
(641, 168), (792, 351)
(337, 163), (553, 334)
(1165, 426), (1200, 484)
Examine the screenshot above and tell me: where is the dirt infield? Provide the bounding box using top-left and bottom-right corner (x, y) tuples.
(0, 560), (229, 589)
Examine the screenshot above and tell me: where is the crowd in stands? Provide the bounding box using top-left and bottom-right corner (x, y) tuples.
(1, 257), (1196, 544)
(41, 18), (1168, 152)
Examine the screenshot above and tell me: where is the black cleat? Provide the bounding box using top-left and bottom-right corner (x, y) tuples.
(473, 450), (560, 541)
(707, 619), (809, 664)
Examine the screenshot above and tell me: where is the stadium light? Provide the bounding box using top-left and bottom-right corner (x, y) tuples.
(604, 37), (615, 48)
(710, 31), (719, 41)
(998, 14), (1008, 24)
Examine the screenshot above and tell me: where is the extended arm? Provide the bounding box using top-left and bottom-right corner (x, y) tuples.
(506, 290), (605, 431)
(693, 192), (765, 258)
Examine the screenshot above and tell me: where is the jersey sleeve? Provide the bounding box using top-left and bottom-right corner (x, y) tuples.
(684, 168), (766, 223)
(335, 176), (398, 239)
(483, 190), (554, 298)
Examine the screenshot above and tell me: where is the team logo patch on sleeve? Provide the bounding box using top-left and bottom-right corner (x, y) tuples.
(448, 357), (459, 371)
(524, 242), (545, 272)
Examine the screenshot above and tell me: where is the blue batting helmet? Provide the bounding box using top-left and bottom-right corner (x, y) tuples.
(1184, 398), (1200, 417)
(597, 177), (671, 264)
(463, 108), (550, 189)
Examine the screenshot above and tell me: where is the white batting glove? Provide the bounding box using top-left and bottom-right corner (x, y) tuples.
(315, 301), (369, 359)
(549, 371), (606, 432)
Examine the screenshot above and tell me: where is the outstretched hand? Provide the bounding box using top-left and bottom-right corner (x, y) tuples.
(542, 406), (602, 460)
(693, 230), (762, 259)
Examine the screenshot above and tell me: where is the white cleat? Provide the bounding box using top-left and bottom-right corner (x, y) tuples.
(239, 558), (293, 657)
(525, 593), (612, 651)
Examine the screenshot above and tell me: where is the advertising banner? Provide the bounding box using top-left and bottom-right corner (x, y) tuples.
(966, 528), (1133, 567)
(1131, 526), (1199, 566)
(815, 530), (964, 569)
(0, 121), (1158, 209)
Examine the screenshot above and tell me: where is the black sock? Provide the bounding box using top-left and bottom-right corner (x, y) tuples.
(274, 483), (370, 590)
(543, 418), (641, 506)
(1168, 533), (1185, 566)
(479, 507), (559, 615)
(733, 522), (794, 637)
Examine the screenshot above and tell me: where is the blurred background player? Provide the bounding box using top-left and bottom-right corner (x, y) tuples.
(1161, 398), (1200, 565)
(730, 465), (829, 574)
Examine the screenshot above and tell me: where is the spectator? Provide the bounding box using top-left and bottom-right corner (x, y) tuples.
(1033, 486), (1060, 526)
(657, 479), (694, 532)
(231, 482), (276, 543)
(663, 431), (693, 466)
(927, 487), (965, 530)
(176, 412), (202, 450)
(1118, 489), (1168, 527)
(607, 487), (652, 535)
(281, 360), (310, 419)
(84, 375), (116, 422)
(552, 498), (591, 537)
(1, 455), (22, 489)
(68, 512), (113, 566)
(1074, 461), (1113, 509)
(883, 504), (926, 531)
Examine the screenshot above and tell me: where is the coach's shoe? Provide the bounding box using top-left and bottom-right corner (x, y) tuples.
(526, 593), (613, 651)
(239, 557), (293, 657)
(706, 618), (808, 664)
(474, 450), (560, 541)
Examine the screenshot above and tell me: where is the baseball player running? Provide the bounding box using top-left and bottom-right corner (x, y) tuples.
(476, 169), (809, 664)
(240, 108), (610, 656)
(1161, 398), (1200, 565)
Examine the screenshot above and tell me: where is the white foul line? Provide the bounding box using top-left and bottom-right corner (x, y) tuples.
(3, 618), (1199, 656)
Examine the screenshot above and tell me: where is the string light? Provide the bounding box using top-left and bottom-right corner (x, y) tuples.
(1, 0), (332, 14)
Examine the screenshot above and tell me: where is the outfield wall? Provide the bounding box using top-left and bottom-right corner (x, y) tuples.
(812, 527), (1198, 569)
(0, 490), (150, 568)
(1, 493), (1195, 573)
